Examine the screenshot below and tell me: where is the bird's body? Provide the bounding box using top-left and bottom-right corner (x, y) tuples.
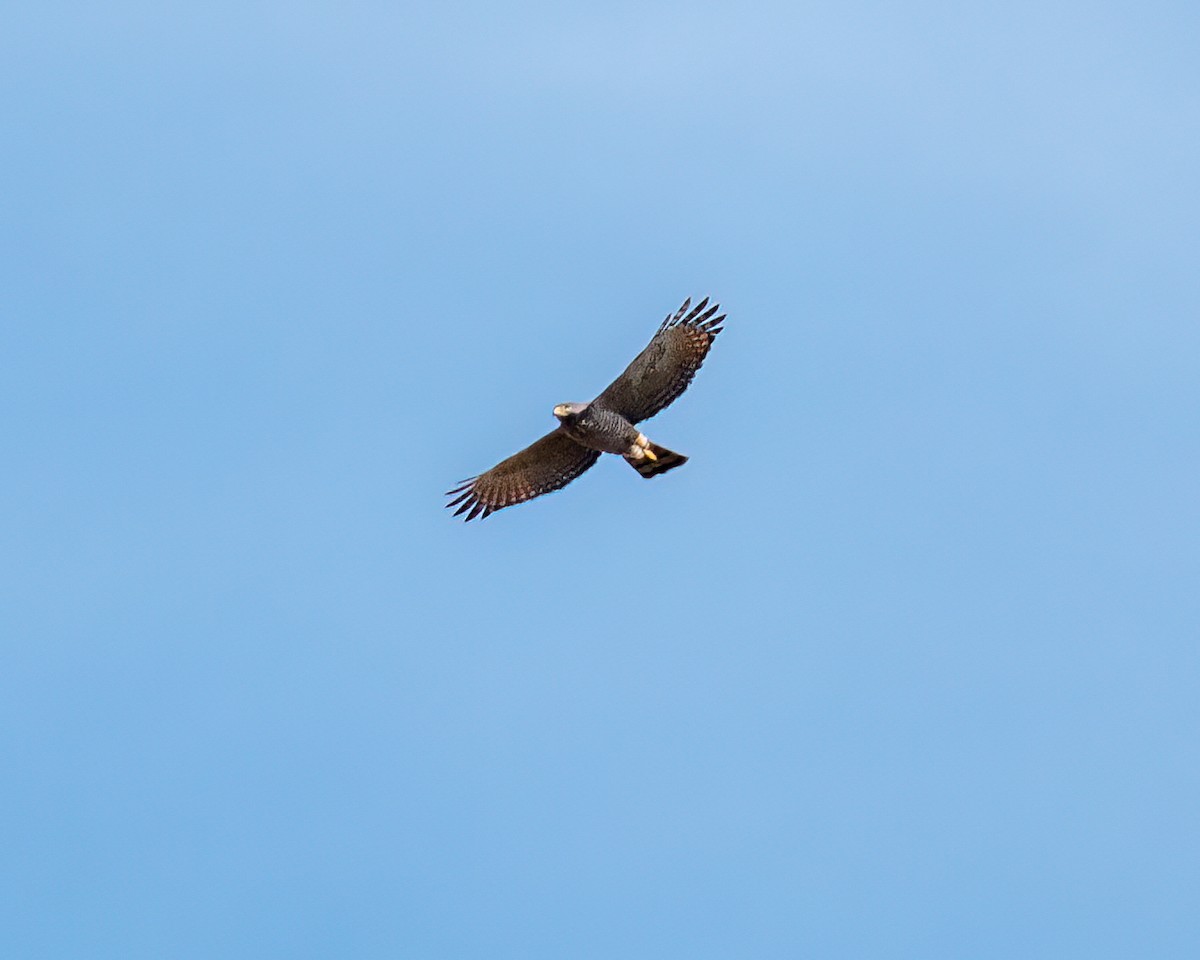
(554, 403), (638, 456)
(447, 297), (725, 521)
(553, 402), (689, 479)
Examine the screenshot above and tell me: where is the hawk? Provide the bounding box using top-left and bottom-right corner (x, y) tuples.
(446, 297), (725, 521)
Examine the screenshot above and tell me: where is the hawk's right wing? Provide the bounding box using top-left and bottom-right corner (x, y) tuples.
(446, 427), (600, 521)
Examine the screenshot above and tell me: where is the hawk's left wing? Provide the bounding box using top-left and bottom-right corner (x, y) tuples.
(593, 297), (724, 424)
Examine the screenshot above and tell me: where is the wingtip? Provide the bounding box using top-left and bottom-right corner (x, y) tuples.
(670, 297), (692, 326)
(668, 296), (722, 330)
(452, 498), (474, 517)
(702, 312), (725, 335)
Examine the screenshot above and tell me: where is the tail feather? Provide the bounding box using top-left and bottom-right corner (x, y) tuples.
(626, 442), (688, 479)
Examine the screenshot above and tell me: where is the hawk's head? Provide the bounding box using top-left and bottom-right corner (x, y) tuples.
(553, 402), (588, 422)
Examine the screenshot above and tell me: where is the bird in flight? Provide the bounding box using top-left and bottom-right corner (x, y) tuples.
(446, 297), (725, 521)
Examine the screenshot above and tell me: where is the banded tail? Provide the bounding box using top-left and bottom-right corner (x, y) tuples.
(625, 442), (688, 479)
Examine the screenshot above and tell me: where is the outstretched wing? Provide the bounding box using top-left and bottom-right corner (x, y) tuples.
(445, 427), (600, 521)
(593, 297), (725, 424)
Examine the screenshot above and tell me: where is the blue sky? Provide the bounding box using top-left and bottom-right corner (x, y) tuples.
(3, 2), (1198, 956)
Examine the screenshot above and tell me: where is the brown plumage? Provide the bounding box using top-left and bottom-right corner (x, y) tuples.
(594, 297), (725, 423)
(445, 430), (600, 522)
(447, 297), (725, 521)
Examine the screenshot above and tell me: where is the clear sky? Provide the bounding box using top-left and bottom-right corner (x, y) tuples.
(4, 2), (1198, 957)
